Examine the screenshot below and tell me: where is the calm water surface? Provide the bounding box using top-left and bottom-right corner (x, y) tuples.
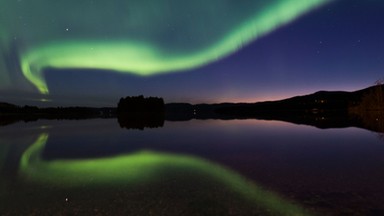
(1, 119), (384, 215)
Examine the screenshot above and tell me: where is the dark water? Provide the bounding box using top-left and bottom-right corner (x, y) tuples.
(1, 118), (384, 215)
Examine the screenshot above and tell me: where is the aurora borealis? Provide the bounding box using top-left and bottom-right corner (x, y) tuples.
(1, 0), (329, 94)
(1, 0), (384, 105)
(18, 132), (308, 215)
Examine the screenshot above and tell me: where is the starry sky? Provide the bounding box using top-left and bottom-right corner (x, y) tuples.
(0, 0), (383, 106)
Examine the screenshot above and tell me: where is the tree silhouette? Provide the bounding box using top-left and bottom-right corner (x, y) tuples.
(116, 95), (165, 130)
(117, 95), (164, 114)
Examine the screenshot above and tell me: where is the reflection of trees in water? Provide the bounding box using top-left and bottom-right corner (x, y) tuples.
(117, 113), (164, 130)
(357, 111), (384, 141)
(377, 132), (384, 141)
(351, 110), (384, 133)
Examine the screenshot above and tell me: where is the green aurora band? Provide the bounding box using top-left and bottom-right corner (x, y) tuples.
(19, 133), (310, 215)
(0, 0), (331, 94)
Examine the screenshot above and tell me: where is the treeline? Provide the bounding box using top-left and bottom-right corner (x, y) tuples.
(117, 95), (164, 113)
(0, 104), (115, 117)
(0, 95), (165, 128)
(349, 84), (384, 112)
(0, 103), (116, 127)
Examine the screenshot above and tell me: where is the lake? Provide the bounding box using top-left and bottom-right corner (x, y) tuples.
(1, 118), (384, 215)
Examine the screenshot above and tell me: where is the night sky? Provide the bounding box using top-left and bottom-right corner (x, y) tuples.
(0, 0), (383, 106)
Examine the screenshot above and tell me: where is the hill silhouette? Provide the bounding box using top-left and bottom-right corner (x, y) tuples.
(213, 84), (384, 132)
(215, 85), (383, 115)
(164, 85), (384, 132)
